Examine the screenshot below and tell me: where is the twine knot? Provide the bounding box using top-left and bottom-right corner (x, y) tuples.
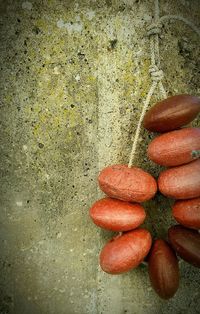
(147, 22), (162, 36)
(149, 65), (164, 82)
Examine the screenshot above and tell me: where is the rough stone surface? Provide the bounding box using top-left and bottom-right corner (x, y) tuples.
(0, 0), (199, 313)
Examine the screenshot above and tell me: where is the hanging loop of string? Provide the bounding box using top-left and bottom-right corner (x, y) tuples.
(149, 65), (164, 82)
(128, 0), (164, 168)
(160, 15), (200, 37)
(128, 0), (200, 168)
(147, 22), (162, 36)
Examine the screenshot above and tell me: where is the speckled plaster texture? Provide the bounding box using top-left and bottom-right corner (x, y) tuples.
(0, 0), (199, 313)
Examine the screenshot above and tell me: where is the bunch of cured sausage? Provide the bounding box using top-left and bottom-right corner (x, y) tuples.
(89, 94), (200, 299)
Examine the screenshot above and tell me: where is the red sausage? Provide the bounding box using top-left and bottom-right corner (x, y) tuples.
(148, 239), (179, 299)
(100, 229), (152, 274)
(143, 94), (200, 132)
(148, 128), (200, 167)
(158, 159), (200, 199)
(98, 164), (157, 203)
(168, 225), (200, 268)
(172, 198), (200, 230)
(89, 198), (146, 231)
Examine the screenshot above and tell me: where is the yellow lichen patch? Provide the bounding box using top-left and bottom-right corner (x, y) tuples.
(31, 105), (82, 142)
(123, 60), (135, 80)
(35, 19), (50, 33)
(4, 94), (12, 104)
(27, 48), (37, 61)
(121, 54), (135, 98)
(115, 15), (122, 32)
(137, 58), (151, 97)
(88, 75), (96, 82)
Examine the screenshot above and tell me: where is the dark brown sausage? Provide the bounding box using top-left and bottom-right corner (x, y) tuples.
(148, 239), (179, 299)
(143, 94), (200, 132)
(168, 225), (200, 268)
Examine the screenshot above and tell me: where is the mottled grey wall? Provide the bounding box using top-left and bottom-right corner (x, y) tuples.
(0, 0), (199, 313)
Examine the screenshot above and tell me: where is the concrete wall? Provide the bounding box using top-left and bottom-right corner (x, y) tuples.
(0, 0), (199, 313)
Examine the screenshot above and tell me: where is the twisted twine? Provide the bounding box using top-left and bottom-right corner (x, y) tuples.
(128, 0), (200, 168)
